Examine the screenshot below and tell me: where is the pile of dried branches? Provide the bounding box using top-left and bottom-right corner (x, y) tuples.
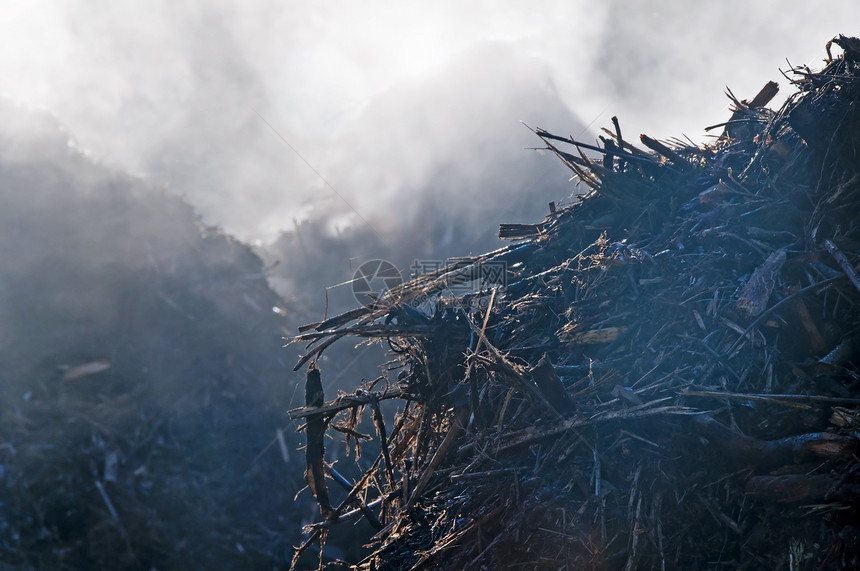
(290, 36), (860, 570)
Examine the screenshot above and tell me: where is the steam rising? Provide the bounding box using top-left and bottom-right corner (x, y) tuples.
(3, 1), (857, 245)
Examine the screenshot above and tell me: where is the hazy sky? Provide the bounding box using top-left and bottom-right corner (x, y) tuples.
(1, 1), (856, 242)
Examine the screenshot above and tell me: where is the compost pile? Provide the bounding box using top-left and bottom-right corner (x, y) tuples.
(0, 110), (307, 569)
(290, 37), (860, 570)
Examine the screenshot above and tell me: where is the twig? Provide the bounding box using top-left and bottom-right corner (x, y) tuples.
(531, 126), (654, 164)
(682, 390), (860, 406)
(370, 398), (396, 491)
(288, 386), (406, 419)
(290, 456), (391, 569)
(293, 332), (349, 371)
(824, 239), (860, 295)
(327, 466), (382, 530)
(95, 479), (138, 565)
(722, 275), (843, 357)
(639, 135), (693, 171)
(403, 405), (470, 511)
(494, 404), (695, 455)
(95, 479), (120, 522)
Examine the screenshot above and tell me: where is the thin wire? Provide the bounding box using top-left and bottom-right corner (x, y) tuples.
(254, 110), (385, 244)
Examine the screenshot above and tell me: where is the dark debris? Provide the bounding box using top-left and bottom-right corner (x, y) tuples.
(290, 37), (860, 570)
